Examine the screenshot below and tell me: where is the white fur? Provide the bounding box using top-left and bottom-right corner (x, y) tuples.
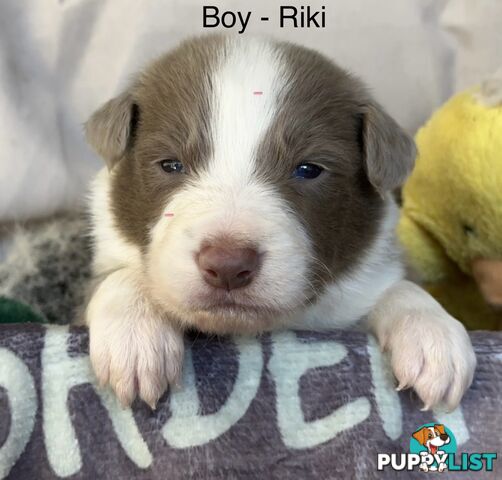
(86, 267), (184, 407)
(209, 37), (284, 186)
(89, 168), (142, 275)
(368, 280), (476, 411)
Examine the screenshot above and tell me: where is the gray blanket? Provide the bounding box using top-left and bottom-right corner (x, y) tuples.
(1, 326), (501, 479)
(0, 216), (501, 479)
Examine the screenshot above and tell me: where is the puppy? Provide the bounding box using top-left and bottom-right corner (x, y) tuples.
(84, 35), (476, 409)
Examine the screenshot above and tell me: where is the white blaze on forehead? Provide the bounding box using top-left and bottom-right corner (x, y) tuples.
(146, 38), (313, 327)
(207, 38), (286, 185)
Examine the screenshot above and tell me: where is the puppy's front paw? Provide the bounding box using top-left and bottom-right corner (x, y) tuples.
(86, 271), (184, 408)
(370, 282), (476, 411)
(90, 317), (184, 408)
(380, 306), (476, 410)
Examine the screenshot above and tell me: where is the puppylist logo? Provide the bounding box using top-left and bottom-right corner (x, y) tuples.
(377, 423), (497, 473)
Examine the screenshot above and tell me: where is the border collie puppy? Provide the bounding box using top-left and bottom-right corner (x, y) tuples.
(85, 35), (476, 409)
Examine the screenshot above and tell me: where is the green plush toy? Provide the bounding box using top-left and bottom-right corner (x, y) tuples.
(0, 297), (46, 324)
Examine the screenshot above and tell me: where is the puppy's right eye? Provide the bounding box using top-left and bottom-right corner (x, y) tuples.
(159, 159), (185, 174)
(292, 162), (324, 180)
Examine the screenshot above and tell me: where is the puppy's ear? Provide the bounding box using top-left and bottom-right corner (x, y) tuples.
(85, 91), (138, 170)
(435, 424), (445, 435)
(359, 103), (416, 195)
(412, 428), (427, 445)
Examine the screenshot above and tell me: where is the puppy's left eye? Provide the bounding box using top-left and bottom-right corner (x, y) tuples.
(293, 163), (324, 180)
(159, 159), (185, 174)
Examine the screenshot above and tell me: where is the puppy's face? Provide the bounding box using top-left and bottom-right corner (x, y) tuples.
(86, 36), (414, 334)
(412, 425), (450, 453)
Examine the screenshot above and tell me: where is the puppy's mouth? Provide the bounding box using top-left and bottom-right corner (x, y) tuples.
(185, 283), (314, 320)
(179, 290), (290, 335)
(195, 293), (279, 315)
(185, 285), (301, 323)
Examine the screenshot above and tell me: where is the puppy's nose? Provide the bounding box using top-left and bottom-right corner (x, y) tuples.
(440, 434), (448, 441)
(197, 245), (259, 290)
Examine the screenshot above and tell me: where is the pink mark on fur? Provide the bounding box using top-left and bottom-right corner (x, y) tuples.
(164, 213), (174, 217)
(253, 91), (263, 95)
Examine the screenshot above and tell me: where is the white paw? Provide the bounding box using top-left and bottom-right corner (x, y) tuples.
(383, 308), (475, 410)
(372, 282), (476, 411)
(419, 463), (429, 472)
(438, 463), (447, 472)
(89, 317), (184, 408)
(86, 270), (184, 408)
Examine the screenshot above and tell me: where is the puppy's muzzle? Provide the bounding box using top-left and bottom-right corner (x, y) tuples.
(197, 243), (260, 291)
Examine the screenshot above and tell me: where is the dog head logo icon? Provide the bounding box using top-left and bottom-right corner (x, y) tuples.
(412, 424), (451, 455)
(411, 423), (456, 472)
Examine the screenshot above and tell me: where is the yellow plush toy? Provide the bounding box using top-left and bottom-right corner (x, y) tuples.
(399, 75), (502, 331)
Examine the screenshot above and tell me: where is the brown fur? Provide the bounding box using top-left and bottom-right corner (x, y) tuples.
(86, 35), (226, 248)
